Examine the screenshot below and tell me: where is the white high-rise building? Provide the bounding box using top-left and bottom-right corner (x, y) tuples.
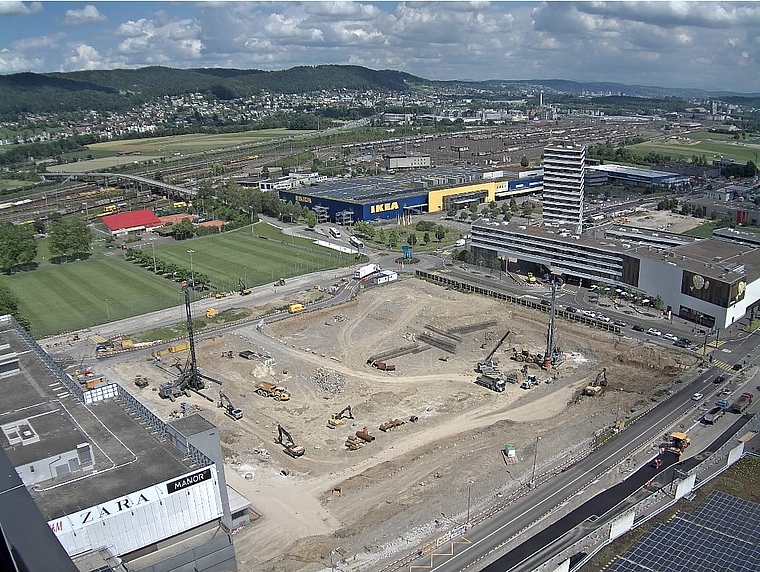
(542, 141), (585, 234)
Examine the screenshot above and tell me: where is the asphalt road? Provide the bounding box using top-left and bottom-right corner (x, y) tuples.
(400, 362), (756, 572)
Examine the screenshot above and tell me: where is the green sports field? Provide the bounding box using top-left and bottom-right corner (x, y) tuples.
(1, 256), (184, 339)
(151, 223), (352, 293)
(1, 223), (352, 339)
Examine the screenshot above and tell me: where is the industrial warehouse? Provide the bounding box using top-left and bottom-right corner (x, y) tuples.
(278, 165), (543, 224)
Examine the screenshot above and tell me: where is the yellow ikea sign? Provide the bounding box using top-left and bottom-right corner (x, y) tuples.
(370, 201), (399, 214)
(295, 195), (312, 204)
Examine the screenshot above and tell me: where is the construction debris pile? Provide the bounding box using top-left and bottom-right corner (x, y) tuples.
(311, 367), (346, 394)
(168, 402), (203, 419)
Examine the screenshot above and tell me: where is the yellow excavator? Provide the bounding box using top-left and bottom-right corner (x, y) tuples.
(277, 424), (305, 458)
(327, 405), (354, 429)
(583, 368), (607, 396)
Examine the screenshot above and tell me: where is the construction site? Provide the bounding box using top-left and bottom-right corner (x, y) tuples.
(95, 275), (700, 571)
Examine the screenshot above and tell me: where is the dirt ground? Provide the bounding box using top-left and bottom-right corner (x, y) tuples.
(107, 278), (700, 572)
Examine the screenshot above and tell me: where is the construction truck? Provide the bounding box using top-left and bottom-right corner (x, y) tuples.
(477, 330), (511, 374)
(239, 278), (251, 296)
(729, 392), (754, 414)
(255, 381), (291, 401)
(703, 400), (729, 424)
(475, 374), (507, 393)
(218, 391), (243, 420)
(327, 405), (354, 429)
(526, 272), (537, 284)
(276, 424), (305, 458)
(158, 282), (224, 402)
(583, 368), (607, 396)
(666, 432), (691, 456)
(134, 375), (149, 388)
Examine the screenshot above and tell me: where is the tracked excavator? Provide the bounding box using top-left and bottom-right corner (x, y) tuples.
(158, 282), (223, 401)
(477, 330), (511, 374)
(276, 424), (305, 458)
(327, 405), (354, 429)
(583, 368), (608, 396)
(218, 391), (243, 420)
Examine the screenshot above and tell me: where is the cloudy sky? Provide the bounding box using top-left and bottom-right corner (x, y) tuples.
(0, 1), (758, 93)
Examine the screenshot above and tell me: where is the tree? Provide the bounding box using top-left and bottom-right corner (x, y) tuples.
(510, 197), (517, 211)
(652, 295), (665, 311)
(490, 258), (501, 275)
(49, 218), (91, 259)
(305, 210), (317, 229)
(0, 223), (37, 272)
(376, 228), (386, 246)
(173, 218), (195, 240)
(435, 225), (446, 242)
(0, 285), (30, 330)
(388, 229), (399, 248)
(520, 155), (529, 167)
(423, 231), (430, 244)
(407, 232), (417, 246)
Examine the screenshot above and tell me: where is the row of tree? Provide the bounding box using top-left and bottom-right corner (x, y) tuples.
(124, 248), (211, 290)
(0, 216), (92, 273)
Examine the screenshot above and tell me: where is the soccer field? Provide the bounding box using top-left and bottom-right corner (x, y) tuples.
(2, 255), (183, 339)
(152, 224), (352, 292)
(1, 224), (352, 339)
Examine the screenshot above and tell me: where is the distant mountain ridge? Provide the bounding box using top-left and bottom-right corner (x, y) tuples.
(0, 65), (758, 119)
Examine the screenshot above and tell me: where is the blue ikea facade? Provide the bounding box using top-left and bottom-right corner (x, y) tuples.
(279, 190), (429, 222)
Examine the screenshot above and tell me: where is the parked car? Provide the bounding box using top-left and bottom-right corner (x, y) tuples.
(597, 314), (611, 323)
(614, 320), (627, 327)
(582, 310), (596, 318)
(647, 328), (662, 336)
(564, 306), (578, 314)
(674, 339), (690, 348)
(692, 392), (704, 401)
(540, 300), (551, 306)
(663, 333), (679, 341)
(632, 324), (645, 332)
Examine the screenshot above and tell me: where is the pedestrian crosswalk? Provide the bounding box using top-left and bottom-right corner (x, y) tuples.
(712, 359), (734, 372)
(706, 340), (726, 349)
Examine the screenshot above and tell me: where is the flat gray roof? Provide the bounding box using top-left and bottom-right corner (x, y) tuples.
(290, 165), (497, 204)
(0, 318), (196, 521)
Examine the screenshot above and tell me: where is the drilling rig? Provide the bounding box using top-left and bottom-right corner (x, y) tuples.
(159, 281), (223, 401)
(542, 274), (564, 369)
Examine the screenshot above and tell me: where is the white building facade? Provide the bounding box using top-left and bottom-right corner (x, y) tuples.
(542, 142), (585, 233)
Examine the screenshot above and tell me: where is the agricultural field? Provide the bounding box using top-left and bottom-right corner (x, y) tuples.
(89, 128), (312, 156)
(632, 130), (760, 164)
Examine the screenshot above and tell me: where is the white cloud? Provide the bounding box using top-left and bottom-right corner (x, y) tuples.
(114, 16), (204, 62)
(63, 5), (106, 26)
(0, 46), (44, 72)
(0, 1), (41, 16)
(64, 43), (104, 70)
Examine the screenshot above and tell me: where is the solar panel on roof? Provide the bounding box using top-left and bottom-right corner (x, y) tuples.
(605, 492), (760, 572)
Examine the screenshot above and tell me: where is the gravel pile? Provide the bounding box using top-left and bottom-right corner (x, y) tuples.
(311, 367), (346, 394)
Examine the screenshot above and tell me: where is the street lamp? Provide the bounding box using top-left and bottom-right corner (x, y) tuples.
(466, 480), (474, 525)
(150, 238), (156, 273)
(530, 435), (541, 489)
(187, 249), (194, 285)
(105, 298), (109, 320)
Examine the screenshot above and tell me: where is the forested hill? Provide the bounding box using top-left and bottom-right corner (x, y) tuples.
(0, 65), (427, 118)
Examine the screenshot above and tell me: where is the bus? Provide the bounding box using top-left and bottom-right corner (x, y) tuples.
(329, 227), (341, 238)
(349, 235), (364, 249)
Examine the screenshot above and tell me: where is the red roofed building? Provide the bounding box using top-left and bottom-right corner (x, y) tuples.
(101, 210), (162, 237)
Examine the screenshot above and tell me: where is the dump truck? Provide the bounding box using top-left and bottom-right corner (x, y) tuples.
(703, 400), (729, 424)
(475, 374), (506, 392)
(255, 381), (291, 401)
(729, 392), (754, 414)
(288, 303), (305, 314)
